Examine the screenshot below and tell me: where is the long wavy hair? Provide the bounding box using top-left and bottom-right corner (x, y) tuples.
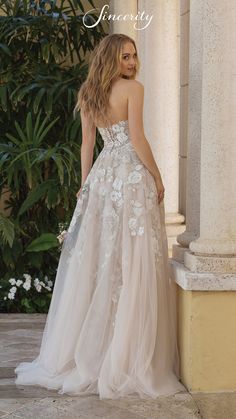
(74, 33), (140, 126)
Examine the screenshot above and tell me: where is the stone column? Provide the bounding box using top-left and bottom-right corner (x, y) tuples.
(170, 0), (236, 392)
(137, 0), (185, 254)
(109, 0), (138, 42)
(185, 0), (236, 273)
(174, 0), (202, 261)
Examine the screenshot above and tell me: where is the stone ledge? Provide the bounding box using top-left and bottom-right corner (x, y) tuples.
(169, 259), (236, 291)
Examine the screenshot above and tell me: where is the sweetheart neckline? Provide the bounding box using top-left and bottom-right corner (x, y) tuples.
(97, 119), (128, 129)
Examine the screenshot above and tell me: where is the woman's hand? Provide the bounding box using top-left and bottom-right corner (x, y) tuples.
(76, 187), (82, 199)
(155, 176), (165, 204)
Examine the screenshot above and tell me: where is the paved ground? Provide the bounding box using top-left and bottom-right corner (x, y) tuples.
(0, 314), (235, 419)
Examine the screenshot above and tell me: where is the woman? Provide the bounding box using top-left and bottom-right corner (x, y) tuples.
(15, 33), (186, 399)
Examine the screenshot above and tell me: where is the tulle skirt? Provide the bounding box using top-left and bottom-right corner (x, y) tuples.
(15, 140), (186, 398)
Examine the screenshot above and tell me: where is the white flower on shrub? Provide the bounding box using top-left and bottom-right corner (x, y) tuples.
(7, 286), (17, 300)
(23, 273), (31, 281)
(23, 281), (31, 291)
(35, 284), (42, 292)
(9, 278), (16, 285)
(46, 280), (53, 288)
(16, 279), (23, 287)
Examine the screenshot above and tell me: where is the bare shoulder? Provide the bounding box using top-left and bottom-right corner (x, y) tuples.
(113, 78), (144, 94)
(125, 80), (144, 100)
(126, 79), (144, 91)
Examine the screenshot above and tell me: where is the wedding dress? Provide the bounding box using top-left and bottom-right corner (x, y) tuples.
(15, 119), (186, 399)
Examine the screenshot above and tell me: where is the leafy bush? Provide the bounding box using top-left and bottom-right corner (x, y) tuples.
(1, 274), (53, 313)
(0, 0), (108, 312)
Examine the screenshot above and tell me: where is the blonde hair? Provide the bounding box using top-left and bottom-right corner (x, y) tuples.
(74, 33), (140, 126)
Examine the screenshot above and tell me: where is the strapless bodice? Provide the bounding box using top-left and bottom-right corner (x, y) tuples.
(97, 120), (131, 148)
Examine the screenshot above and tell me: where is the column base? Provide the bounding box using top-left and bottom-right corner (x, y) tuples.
(172, 243), (189, 263)
(184, 250), (236, 273)
(177, 229), (199, 248)
(165, 212), (185, 257)
(169, 259), (236, 392)
(189, 238), (236, 256)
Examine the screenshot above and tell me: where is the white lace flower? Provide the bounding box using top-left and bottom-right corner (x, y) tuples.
(133, 207), (143, 217)
(97, 168), (106, 177)
(112, 177), (123, 191)
(137, 226), (144, 235)
(98, 185), (107, 196)
(9, 286), (17, 294)
(117, 132), (128, 143)
(9, 278), (16, 285)
(127, 171), (142, 184)
(121, 154), (131, 163)
(8, 292), (15, 300)
(107, 166), (113, 174)
(110, 191), (122, 202)
(90, 177), (99, 190)
(116, 198), (124, 207)
(113, 124), (121, 133)
(128, 217), (137, 229)
(132, 200), (143, 217)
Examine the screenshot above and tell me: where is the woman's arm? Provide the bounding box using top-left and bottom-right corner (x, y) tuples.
(80, 108), (96, 187)
(127, 80), (165, 203)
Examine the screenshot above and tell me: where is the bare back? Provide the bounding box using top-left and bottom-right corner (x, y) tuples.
(95, 78), (130, 128)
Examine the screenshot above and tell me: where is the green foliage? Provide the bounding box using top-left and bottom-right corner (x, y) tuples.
(0, 213), (15, 247)
(26, 233), (59, 252)
(0, 0), (107, 312)
(0, 274), (54, 313)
